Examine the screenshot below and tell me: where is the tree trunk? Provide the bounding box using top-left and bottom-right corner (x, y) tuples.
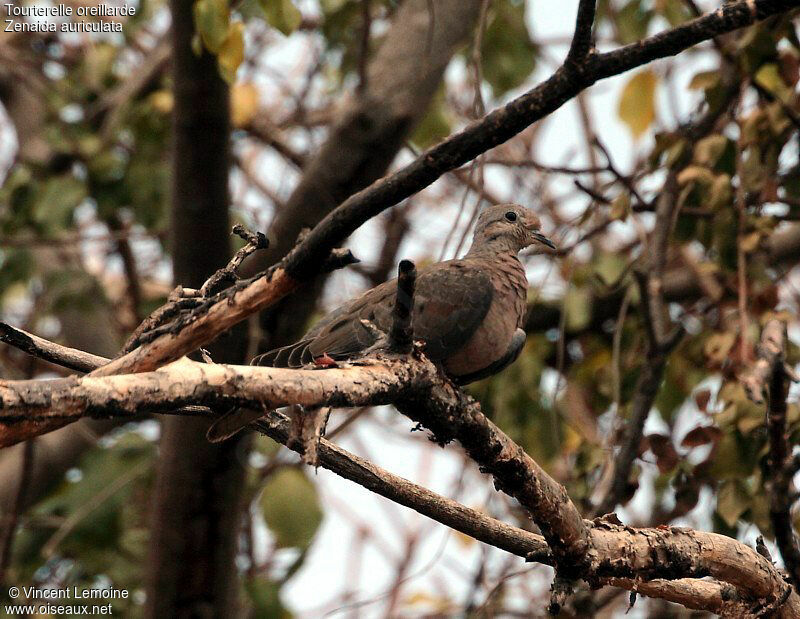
(143, 1), (247, 616)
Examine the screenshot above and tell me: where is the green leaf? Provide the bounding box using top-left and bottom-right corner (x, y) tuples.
(245, 577), (289, 617)
(593, 252), (627, 286)
(411, 87), (451, 148)
(693, 135), (729, 168)
(259, 0), (302, 36)
(564, 287), (592, 332)
(16, 434), (154, 574)
(716, 479), (750, 528)
(193, 0), (230, 53)
(616, 0), (653, 44)
(653, 357), (692, 422)
(218, 22), (245, 82)
(755, 63), (791, 103)
(32, 175), (87, 231)
(260, 468), (323, 549)
(82, 44), (118, 91)
(320, 0), (349, 10)
(710, 431), (758, 480)
(0, 249), (33, 298)
(655, 0), (690, 26)
(707, 174), (732, 211)
(741, 146), (767, 193)
(618, 69), (658, 139)
(481, 0), (537, 96)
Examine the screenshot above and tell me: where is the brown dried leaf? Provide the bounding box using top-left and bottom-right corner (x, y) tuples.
(646, 433), (679, 474)
(694, 389), (711, 412)
(681, 425), (722, 448)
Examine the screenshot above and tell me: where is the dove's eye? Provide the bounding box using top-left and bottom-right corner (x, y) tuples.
(504, 211), (517, 222)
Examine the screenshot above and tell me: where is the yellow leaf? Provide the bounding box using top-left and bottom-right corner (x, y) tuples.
(677, 165), (715, 186)
(562, 424), (582, 454)
(401, 591), (454, 612)
(149, 90), (173, 114)
(703, 332), (736, 364)
(454, 530), (476, 548)
(688, 70), (719, 91)
(231, 82), (260, 127)
(618, 69), (658, 139)
(739, 231), (761, 254)
(218, 22), (244, 83)
(610, 192), (630, 221)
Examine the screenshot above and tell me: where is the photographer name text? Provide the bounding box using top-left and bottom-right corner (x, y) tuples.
(12, 585), (129, 599)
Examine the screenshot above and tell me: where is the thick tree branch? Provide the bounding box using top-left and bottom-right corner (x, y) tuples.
(2, 0), (781, 419)
(397, 383), (592, 577)
(45, 0), (786, 397)
(254, 410), (552, 560)
(282, 0), (795, 281)
(255, 411), (760, 616)
(0, 356), (433, 427)
(1, 351), (799, 612)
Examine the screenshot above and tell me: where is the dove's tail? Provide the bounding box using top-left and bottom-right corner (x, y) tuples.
(251, 339), (315, 368)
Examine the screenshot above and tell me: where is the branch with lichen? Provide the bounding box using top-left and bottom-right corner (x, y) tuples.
(0, 350), (797, 615)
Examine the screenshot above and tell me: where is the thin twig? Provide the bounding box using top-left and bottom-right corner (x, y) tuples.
(735, 126), (752, 363)
(744, 319), (800, 588)
(0, 323), (109, 374)
(199, 224), (270, 297)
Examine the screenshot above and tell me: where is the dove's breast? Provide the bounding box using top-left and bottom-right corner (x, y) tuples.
(443, 254), (528, 380)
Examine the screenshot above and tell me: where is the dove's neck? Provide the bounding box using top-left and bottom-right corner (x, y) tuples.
(465, 235), (521, 258)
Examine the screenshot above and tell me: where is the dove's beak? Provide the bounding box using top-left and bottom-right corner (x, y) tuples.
(532, 231), (556, 250)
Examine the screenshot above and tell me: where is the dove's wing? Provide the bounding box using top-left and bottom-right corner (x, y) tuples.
(255, 260), (494, 367)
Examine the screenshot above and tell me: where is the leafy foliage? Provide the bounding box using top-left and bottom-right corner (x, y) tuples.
(7, 434), (154, 614)
(1, 0), (800, 615)
(480, 0), (538, 96)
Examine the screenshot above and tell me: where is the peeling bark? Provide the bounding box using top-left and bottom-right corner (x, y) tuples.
(1, 351), (798, 614)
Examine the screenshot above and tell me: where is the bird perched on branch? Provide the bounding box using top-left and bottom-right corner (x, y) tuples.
(207, 203), (555, 442)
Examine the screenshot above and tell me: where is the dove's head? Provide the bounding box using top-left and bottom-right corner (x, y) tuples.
(469, 204), (555, 255)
